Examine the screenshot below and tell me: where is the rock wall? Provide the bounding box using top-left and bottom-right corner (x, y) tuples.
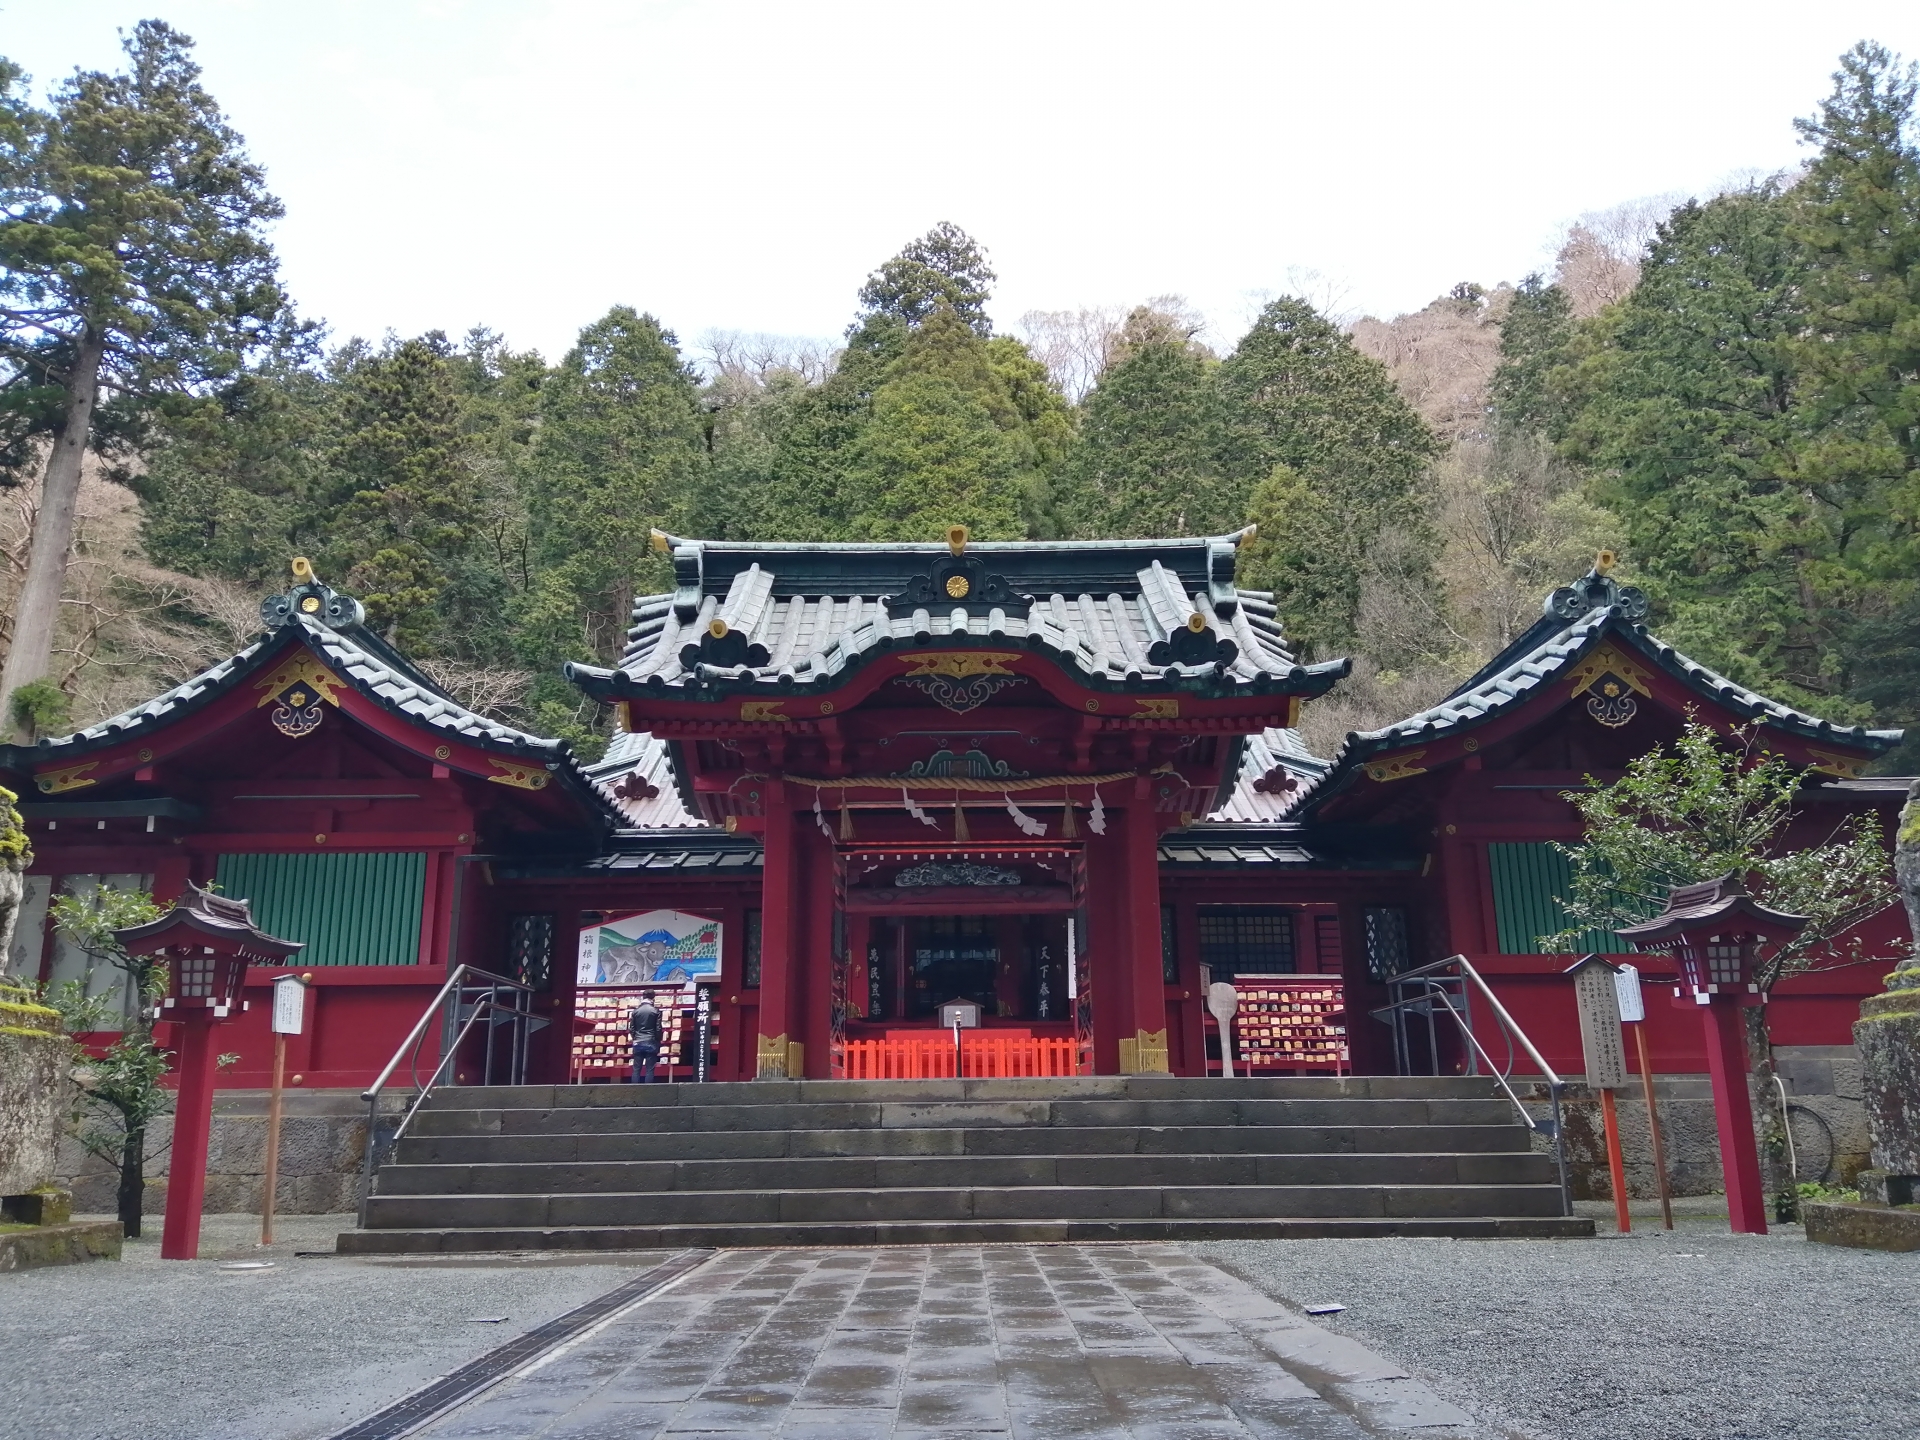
(1523, 1043), (1871, 1201)
(55, 1090), (381, 1216)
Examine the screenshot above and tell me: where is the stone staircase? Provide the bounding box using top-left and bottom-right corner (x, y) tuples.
(337, 1075), (1593, 1253)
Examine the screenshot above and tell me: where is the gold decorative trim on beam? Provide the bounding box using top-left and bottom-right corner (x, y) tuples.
(1363, 750), (1428, 783)
(36, 762), (98, 794)
(1133, 699), (1179, 719)
(739, 701), (790, 723)
(1805, 747), (1867, 780)
(487, 759), (550, 790)
(253, 652), (345, 709)
(899, 652), (1021, 679)
(1563, 643), (1652, 699)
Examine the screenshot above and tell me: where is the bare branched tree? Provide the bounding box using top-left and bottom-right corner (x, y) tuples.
(1551, 194), (1681, 316)
(1016, 306), (1128, 402)
(0, 458), (273, 730)
(696, 331), (838, 388)
(1019, 296), (1210, 402)
(414, 657), (535, 724)
(1350, 285), (1509, 444)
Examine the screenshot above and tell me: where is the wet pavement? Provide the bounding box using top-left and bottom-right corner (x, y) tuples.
(413, 1243), (1485, 1439)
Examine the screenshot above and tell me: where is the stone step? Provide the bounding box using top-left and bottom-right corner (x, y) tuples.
(362, 1181), (1570, 1229)
(338, 1213), (1594, 1254)
(405, 1096), (1521, 1136)
(373, 1150), (1558, 1196)
(394, 1121), (1535, 1166)
(426, 1075), (1509, 1109)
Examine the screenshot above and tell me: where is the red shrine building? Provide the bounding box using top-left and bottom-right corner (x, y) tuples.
(2, 531), (1906, 1090)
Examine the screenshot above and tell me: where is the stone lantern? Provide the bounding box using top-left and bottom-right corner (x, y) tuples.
(115, 884), (301, 1260)
(1616, 875), (1806, 1235)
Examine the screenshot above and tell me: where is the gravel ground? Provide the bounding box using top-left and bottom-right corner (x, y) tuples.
(1191, 1214), (1920, 1440)
(0, 1214), (668, 1440)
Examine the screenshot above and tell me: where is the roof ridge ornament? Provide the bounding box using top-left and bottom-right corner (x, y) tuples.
(1544, 551), (1649, 624)
(885, 537), (1030, 618)
(260, 557), (367, 634)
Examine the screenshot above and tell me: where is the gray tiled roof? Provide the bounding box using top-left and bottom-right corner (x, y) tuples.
(568, 531), (1349, 700)
(20, 613), (565, 761)
(583, 729), (706, 828)
(1281, 568), (1903, 816)
(1208, 728), (1335, 823)
(5, 578), (617, 825)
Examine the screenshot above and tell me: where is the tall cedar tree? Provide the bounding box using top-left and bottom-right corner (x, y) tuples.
(518, 307), (702, 747)
(724, 225), (1072, 541)
(135, 356), (336, 580)
(1064, 323), (1223, 539)
(843, 304), (1030, 541)
(856, 221), (997, 336)
(1792, 43), (1920, 547)
(1221, 298), (1440, 658)
(329, 337), (478, 652)
(0, 23), (303, 728)
(1559, 187), (1858, 714)
(1792, 43), (1920, 750)
(1488, 276), (1576, 438)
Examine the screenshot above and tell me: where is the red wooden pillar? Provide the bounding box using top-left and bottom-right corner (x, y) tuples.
(755, 787), (801, 1078)
(1702, 1001), (1769, 1234)
(1122, 803), (1170, 1073)
(159, 1012), (219, 1260)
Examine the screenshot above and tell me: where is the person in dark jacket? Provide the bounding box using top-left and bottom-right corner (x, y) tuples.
(629, 995), (664, 1083)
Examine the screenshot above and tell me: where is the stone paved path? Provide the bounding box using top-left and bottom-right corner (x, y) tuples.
(414, 1244), (1483, 1439)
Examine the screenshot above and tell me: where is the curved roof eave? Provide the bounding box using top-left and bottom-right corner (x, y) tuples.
(1281, 595), (1903, 819)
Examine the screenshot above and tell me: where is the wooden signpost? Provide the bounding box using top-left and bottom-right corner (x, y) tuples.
(1567, 955), (1632, 1233)
(1614, 963), (1674, 1229)
(1207, 982), (1239, 1078)
(262, 973), (310, 1246)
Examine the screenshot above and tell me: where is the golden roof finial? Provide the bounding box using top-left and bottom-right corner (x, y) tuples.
(291, 556), (315, 583)
(1595, 549), (1617, 575)
(947, 524), (969, 556)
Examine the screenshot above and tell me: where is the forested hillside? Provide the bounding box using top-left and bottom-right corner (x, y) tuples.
(4, 36), (1918, 769)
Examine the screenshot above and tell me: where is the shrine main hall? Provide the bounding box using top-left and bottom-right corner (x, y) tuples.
(2, 528), (1906, 1089)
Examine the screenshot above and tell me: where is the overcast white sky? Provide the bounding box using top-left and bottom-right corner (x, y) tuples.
(10, 1), (1920, 361)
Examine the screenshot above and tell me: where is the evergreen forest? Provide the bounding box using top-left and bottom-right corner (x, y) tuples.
(4, 30), (1920, 770)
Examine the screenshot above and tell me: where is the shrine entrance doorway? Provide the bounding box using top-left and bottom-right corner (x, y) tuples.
(834, 847), (1087, 1078)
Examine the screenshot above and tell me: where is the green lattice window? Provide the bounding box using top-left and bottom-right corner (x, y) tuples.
(1486, 842), (1631, 955)
(214, 851), (427, 967)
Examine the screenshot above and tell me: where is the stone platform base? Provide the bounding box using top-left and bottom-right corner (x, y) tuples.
(1803, 1200), (1920, 1252)
(0, 1219), (123, 1271)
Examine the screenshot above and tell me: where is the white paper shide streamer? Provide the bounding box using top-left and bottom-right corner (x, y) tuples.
(1089, 788), (1108, 835)
(1004, 793), (1047, 837)
(812, 789), (834, 839)
(903, 786), (939, 828)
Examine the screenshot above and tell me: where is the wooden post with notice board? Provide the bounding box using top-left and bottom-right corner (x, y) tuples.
(262, 972), (310, 1246)
(1566, 954), (1633, 1233)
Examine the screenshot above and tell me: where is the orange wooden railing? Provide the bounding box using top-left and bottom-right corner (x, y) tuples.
(842, 1033), (1078, 1079)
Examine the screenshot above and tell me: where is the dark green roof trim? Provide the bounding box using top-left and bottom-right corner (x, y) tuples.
(568, 530), (1350, 704)
(1285, 568), (1904, 819)
(0, 573), (622, 831)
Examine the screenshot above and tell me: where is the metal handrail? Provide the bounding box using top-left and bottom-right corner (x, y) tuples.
(357, 964), (535, 1226)
(1372, 953), (1571, 1216)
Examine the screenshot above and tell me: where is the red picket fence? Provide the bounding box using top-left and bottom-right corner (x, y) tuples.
(843, 1033), (1078, 1079)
